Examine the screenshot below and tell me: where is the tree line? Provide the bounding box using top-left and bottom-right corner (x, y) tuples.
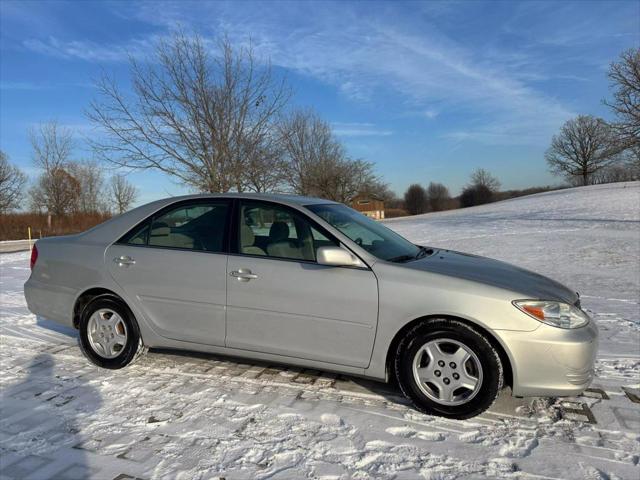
(27, 122), (138, 216)
(1, 144), (138, 216)
(399, 168), (502, 216)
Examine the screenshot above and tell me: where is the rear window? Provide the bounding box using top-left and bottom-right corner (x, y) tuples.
(117, 200), (229, 253)
(121, 223), (149, 245)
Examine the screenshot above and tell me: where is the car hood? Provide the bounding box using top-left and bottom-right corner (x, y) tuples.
(402, 249), (579, 305)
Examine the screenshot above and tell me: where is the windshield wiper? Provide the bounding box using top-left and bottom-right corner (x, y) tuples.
(389, 247), (433, 263)
(415, 246), (433, 259)
(387, 254), (416, 263)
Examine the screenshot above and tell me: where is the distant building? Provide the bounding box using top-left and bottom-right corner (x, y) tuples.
(351, 195), (385, 220)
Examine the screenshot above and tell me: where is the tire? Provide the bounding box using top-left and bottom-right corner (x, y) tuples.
(78, 295), (147, 369)
(395, 318), (503, 419)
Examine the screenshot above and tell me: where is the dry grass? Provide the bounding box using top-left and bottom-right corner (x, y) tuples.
(0, 212), (112, 241)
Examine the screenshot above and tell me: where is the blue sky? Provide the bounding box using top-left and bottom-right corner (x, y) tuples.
(1, 0), (638, 204)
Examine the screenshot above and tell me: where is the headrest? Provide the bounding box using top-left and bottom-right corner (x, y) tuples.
(150, 226), (170, 237)
(269, 221), (289, 241)
(241, 224), (255, 246)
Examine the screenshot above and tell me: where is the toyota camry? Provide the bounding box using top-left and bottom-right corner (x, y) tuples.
(24, 193), (598, 419)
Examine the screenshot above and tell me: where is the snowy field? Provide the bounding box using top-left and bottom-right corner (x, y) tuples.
(1, 182), (639, 479)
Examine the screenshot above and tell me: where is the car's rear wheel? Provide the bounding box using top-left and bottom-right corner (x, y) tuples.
(395, 318), (503, 419)
(78, 295), (147, 369)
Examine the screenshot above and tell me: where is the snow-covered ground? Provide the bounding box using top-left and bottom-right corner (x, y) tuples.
(1, 182), (639, 479)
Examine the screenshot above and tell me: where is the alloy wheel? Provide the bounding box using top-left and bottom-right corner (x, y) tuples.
(87, 308), (128, 359)
(412, 338), (483, 406)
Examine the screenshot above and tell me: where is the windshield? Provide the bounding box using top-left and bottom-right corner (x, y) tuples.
(306, 203), (421, 262)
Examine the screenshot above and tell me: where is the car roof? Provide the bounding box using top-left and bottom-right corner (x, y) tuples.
(155, 192), (339, 207)
(78, 192), (339, 243)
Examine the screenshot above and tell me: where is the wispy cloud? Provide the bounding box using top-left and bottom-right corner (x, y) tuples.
(211, 5), (576, 145)
(0, 81), (94, 90)
(0, 82), (48, 90)
(23, 35), (156, 62)
(332, 122), (393, 137)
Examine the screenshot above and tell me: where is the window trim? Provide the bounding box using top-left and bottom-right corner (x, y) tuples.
(115, 198), (232, 255)
(230, 198), (369, 269)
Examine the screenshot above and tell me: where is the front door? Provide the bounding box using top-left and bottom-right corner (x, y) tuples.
(106, 199), (230, 346)
(226, 200), (379, 368)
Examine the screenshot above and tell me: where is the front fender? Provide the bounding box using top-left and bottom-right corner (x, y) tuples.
(364, 262), (540, 381)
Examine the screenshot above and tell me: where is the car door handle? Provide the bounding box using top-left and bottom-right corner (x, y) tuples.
(113, 256), (136, 267)
(230, 269), (258, 281)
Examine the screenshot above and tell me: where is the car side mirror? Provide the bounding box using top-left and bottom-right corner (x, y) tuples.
(316, 246), (362, 267)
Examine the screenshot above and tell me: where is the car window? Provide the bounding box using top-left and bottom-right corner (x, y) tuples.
(124, 222), (149, 245)
(120, 201), (229, 252)
(307, 203), (420, 262)
(238, 201), (337, 261)
(310, 226), (331, 242)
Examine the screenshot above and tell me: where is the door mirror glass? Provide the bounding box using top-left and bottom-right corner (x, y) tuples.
(316, 246), (362, 267)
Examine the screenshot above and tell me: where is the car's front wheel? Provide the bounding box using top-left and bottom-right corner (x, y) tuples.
(78, 295), (147, 369)
(395, 318), (503, 419)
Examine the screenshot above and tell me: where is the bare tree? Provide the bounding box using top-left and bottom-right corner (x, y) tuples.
(243, 132), (287, 192)
(593, 163), (638, 184)
(404, 184), (427, 215)
(358, 180), (396, 203)
(593, 145), (640, 183)
(460, 184), (493, 207)
(545, 115), (619, 186)
(278, 109), (342, 195)
(87, 32), (290, 193)
(459, 169), (500, 207)
(0, 151), (27, 213)
(624, 144), (640, 179)
(28, 122), (80, 215)
(279, 109), (377, 202)
(69, 160), (107, 213)
(605, 48), (640, 148)
(29, 168), (80, 215)
(470, 168), (501, 192)
(29, 122), (73, 173)
(312, 158), (378, 203)
(426, 182), (450, 211)
(110, 174), (138, 214)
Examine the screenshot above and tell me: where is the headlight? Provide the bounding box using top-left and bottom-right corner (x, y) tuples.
(513, 300), (590, 329)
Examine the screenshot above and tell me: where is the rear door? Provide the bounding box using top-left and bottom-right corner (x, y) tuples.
(106, 199), (231, 346)
(226, 200), (379, 368)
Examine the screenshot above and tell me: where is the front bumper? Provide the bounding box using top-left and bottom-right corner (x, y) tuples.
(495, 319), (598, 397)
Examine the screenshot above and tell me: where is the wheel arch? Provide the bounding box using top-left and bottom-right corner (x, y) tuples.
(73, 287), (125, 329)
(385, 315), (513, 390)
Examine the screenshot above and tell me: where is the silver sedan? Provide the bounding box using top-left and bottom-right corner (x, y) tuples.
(24, 193), (598, 418)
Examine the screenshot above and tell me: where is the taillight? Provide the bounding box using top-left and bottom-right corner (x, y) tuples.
(30, 244), (38, 270)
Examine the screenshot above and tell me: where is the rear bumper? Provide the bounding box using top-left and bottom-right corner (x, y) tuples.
(24, 277), (75, 327)
(495, 320), (598, 397)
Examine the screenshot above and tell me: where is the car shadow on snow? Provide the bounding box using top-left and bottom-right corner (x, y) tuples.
(148, 348), (534, 417)
(0, 353), (102, 479)
(36, 315), (78, 338)
(151, 347), (415, 406)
